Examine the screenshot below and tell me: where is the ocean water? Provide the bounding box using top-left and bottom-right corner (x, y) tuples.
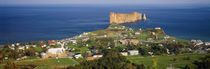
(0, 6), (210, 44)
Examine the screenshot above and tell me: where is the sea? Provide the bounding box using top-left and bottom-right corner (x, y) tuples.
(0, 5), (210, 44)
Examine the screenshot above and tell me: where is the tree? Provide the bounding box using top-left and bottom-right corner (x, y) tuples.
(68, 50), (145, 69)
(194, 55), (210, 69)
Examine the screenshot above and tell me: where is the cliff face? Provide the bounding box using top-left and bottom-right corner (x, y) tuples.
(110, 12), (146, 24)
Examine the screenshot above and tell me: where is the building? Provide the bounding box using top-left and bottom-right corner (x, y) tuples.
(205, 42), (210, 46)
(155, 27), (161, 30)
(164, 35), (171, 39)
(18, 46), (25, 50)
(74, 54), (82, 59)
(120, 38), (139, 46)
(147, 38), (154, 42)
(128, 50), (139, 55)
(135, 32), (140, 35)
(93, 54), (103, 59)
(70, 40), (77, 44)
(85, 54), (103, 60)
(191, 40), (204, 46)
(48, 40), (56, 45)
(41, 48), (66, 58)
(86, 56), (94, 60)
(120, 52), (128, 56)
(120, 40), (129, 46)
(158, 44), (163, 46)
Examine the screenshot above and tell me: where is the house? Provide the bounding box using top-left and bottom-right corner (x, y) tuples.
(70, 40), (77, 44)
(74, 54), (82, 59)
(21, 56), (28, 60)
(25, 45), (30, 49)
(93, 54), (103, 59)
(135, 32), (140, 35)
(191, 40), (203, 46)
(86, 56), (94, 60)
(120, 38), (139, 46)
(146, 44), (149, 46)
(151, 32), (156, 36)
(85, 54), (103, 60)
(139, 28), (142, 31)
(86, 44), (89, 46)
(194, 50), (207, 54)
(147, 38), (154, 42)
(41, 48), (66, 58)
(205, 42), (210, 46)
(12, 44), (15, 47)
(164, 35), (171, 39)
(41, 44), (47, 48)
(18, 46), (25, 50)
(166, 49), (170, 54)
(16, 43), (20, 46)
(104, 35), (107, 37)
(129, 39), (139, 45)
(48, 40), (56, 45)
(41, 41), (46, 47)
(128, 50), (139, 55)
(120, 40), (128, 46)
(158, 44), (163, 46)
(32, 45), (37, 47)
(148, 52), (154, 56)
(120, 52), (128, 56)
(155, 27), (161, 30)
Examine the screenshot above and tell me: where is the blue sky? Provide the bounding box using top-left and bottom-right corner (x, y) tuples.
(0, 0), (210, 5)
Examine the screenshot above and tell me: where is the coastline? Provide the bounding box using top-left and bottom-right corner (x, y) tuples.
(0, 24), (209, 46)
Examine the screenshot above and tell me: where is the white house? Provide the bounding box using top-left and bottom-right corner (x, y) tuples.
(70, 40), (77, 44)
(155, 27), (161, 30)
(12, 44), (15, 47)
(25, 45), (30, 49)
(32, 45), (37, 47)
(41, 48), (66, 58)
(205, 42), (210, 46)
(74, 54), (82, 59)
(16, 43), (20, 46)
(18, 46), (25, 50)
(93, 55), (103, 58)
(41, 44), (47, 48)
(128, 50), (139, 55)
(47, 48), (65, 54)
(191, 40), (203, 46)
(158, 44), (163, 46)
(120, 52), (128, 56)
(135, 32), (140, 35)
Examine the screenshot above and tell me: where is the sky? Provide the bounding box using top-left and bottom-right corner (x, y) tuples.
(0, 0), (210, 6)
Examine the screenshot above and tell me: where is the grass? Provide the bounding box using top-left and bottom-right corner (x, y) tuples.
(15, 58), (79, 69)
(126, 53), (208, 69)
(66, 45), (89, 54)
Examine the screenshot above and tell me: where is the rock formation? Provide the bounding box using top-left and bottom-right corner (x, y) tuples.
(110, 12), (146, 24)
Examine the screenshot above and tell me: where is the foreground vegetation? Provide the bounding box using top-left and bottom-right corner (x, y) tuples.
(127, 53), (208, 69)
(10, 58), (78, 69)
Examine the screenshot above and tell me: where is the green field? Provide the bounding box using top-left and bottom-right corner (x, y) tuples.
(15, 58), (79, 69)
(126, 53), (208, 69)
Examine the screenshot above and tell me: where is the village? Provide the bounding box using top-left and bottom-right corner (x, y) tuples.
(1, 24), (209, 61)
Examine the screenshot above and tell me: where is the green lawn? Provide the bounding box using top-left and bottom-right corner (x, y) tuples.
(126, 53), (208, 69)
(15, 58), (79, 69)
(66, 45), (89, 54)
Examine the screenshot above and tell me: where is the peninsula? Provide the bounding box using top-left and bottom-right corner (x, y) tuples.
(110, 12), (146, 24)
(1, 12), (209, 69)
